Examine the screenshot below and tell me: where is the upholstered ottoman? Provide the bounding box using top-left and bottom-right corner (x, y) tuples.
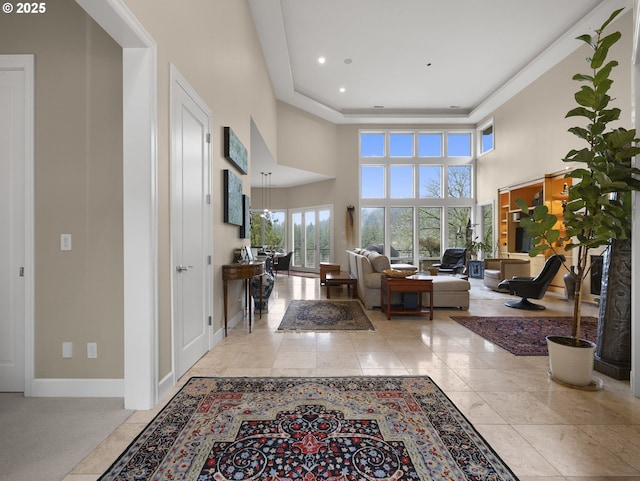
(421, 276), (470, 310)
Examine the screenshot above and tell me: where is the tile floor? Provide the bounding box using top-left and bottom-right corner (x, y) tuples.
(67, 275), (640, 481)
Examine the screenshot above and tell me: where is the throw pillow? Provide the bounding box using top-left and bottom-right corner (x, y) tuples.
(366, 251), (390, 272)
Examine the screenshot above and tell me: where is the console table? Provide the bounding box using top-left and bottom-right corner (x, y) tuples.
(222, 261), (264, 336)
(381, 274), (433, 320)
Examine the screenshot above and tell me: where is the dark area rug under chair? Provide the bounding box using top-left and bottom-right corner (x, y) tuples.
(277, 300), (374, 331)
(450, 315), (598, 356)
(99, 376), (519, 481)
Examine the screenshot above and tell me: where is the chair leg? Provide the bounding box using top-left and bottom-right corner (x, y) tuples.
(504, 298), (546, 310)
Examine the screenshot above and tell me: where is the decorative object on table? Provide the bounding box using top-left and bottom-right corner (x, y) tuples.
(239, 194), (250, 238)
(516, 8), (640, 388)
(383, 268), (415, 278)
(98, 376), (519, 481)
(450, 315), (598, 356)
(223, 169), (243, 226)
(223, 126), (247, 174)
(277, 300), (373, 331)
(250, 257), (274, 312)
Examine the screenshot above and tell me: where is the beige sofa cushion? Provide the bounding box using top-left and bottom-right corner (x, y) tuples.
(431, 276), (470, 292)
(365, 251), (391, 272)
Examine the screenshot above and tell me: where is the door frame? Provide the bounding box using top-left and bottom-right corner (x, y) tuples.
(76, 0), (159, 409)
(0, 54), (35, 395)
(169, 64), (213, 382)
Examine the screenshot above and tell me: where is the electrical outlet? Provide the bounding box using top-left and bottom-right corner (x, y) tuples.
(62, 342), (73, 358)
(87, 342), (97, 359)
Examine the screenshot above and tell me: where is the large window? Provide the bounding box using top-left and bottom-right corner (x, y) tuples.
(291, 207), (332, 271)
(359, 130), (475, 268)
(250, 210), (286, 251)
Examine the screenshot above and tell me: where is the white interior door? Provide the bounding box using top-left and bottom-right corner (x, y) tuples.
(171, 67), (212, 380)
(0, 68), (26, 391)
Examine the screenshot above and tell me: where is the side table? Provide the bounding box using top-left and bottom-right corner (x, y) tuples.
(380, 274), (433, 320)
(222, 261), (264, 336)
(325, 271), (357, 299)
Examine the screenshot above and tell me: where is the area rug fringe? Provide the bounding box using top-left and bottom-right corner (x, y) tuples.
(99, 376), (519, 481)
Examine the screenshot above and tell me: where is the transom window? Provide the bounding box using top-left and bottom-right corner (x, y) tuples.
(359, 130), (475, 268)
(477, 118), (494, 156)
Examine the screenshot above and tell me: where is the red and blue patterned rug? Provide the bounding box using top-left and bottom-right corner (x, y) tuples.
(99, 376), (519, 481)
(450, 316), (598, 356)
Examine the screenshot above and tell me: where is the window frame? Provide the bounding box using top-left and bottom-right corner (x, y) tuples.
(477, 118), (494, 156)
(359, 129), (476, 267)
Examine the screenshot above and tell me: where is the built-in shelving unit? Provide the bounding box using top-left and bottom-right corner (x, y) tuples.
(497, 170), (573, 290)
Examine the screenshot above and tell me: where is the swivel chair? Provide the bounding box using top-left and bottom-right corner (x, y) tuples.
(433, 248), (467, 275)
(498, 254), (565, 310)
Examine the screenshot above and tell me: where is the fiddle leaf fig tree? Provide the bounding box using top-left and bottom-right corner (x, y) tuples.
(517, 7), (640, 343)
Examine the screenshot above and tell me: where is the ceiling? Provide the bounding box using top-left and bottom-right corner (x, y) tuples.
(247, 0), (629, 188)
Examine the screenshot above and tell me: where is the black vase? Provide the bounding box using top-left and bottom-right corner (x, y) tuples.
(563, 266), (577, 300)
(595, 239), (631, 380)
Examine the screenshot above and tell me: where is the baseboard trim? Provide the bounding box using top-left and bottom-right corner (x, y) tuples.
(158, 371), (174, 402)
(30, 378), (124, 397)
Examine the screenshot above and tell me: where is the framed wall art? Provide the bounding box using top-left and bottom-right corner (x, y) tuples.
(223, 126), (248, 175)
(223, 169), (243, 226)
(240, 194), (251, 239)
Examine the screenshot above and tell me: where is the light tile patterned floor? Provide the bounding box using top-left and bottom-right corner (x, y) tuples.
(68, 275), (640, 481)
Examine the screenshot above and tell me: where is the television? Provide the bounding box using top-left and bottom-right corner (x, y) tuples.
(515, 227), (534, 253)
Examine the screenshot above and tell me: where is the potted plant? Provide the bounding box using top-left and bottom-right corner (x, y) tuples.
(469, 237), (492, 260)
(517, 7), (640, 387)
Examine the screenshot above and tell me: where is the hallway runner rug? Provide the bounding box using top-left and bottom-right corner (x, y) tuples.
(449, 316), (598, 356)
(277, 300), (374, 331)
(99, 376), (519, 481)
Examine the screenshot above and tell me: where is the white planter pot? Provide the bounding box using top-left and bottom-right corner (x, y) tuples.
(546, 336), (596, 387)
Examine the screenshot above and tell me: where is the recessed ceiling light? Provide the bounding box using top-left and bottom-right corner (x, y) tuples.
(339, 87), (346, 93)
(318, 57), (326, 64)
(344, 58), (353, 64)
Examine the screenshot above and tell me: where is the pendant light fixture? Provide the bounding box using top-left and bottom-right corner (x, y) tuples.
(260, 172), (272, 218)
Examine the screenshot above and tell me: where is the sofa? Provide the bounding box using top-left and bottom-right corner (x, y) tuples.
(346, 249), (470, 310)
(483, 258), (530, 291)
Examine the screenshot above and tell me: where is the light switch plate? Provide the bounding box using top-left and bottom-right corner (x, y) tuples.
(61, 234), (72, 251)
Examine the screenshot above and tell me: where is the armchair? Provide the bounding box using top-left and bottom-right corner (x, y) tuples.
(433, 248), (467, 275)
(498, 254), (565, 310)
(483, 258), (530, 291)
(273, 251), (293, 277)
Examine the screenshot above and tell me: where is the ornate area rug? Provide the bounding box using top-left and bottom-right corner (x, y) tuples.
(99, 376), (519, 481)
(277, 300), (374, 331)
(450, 316), (598, 356)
